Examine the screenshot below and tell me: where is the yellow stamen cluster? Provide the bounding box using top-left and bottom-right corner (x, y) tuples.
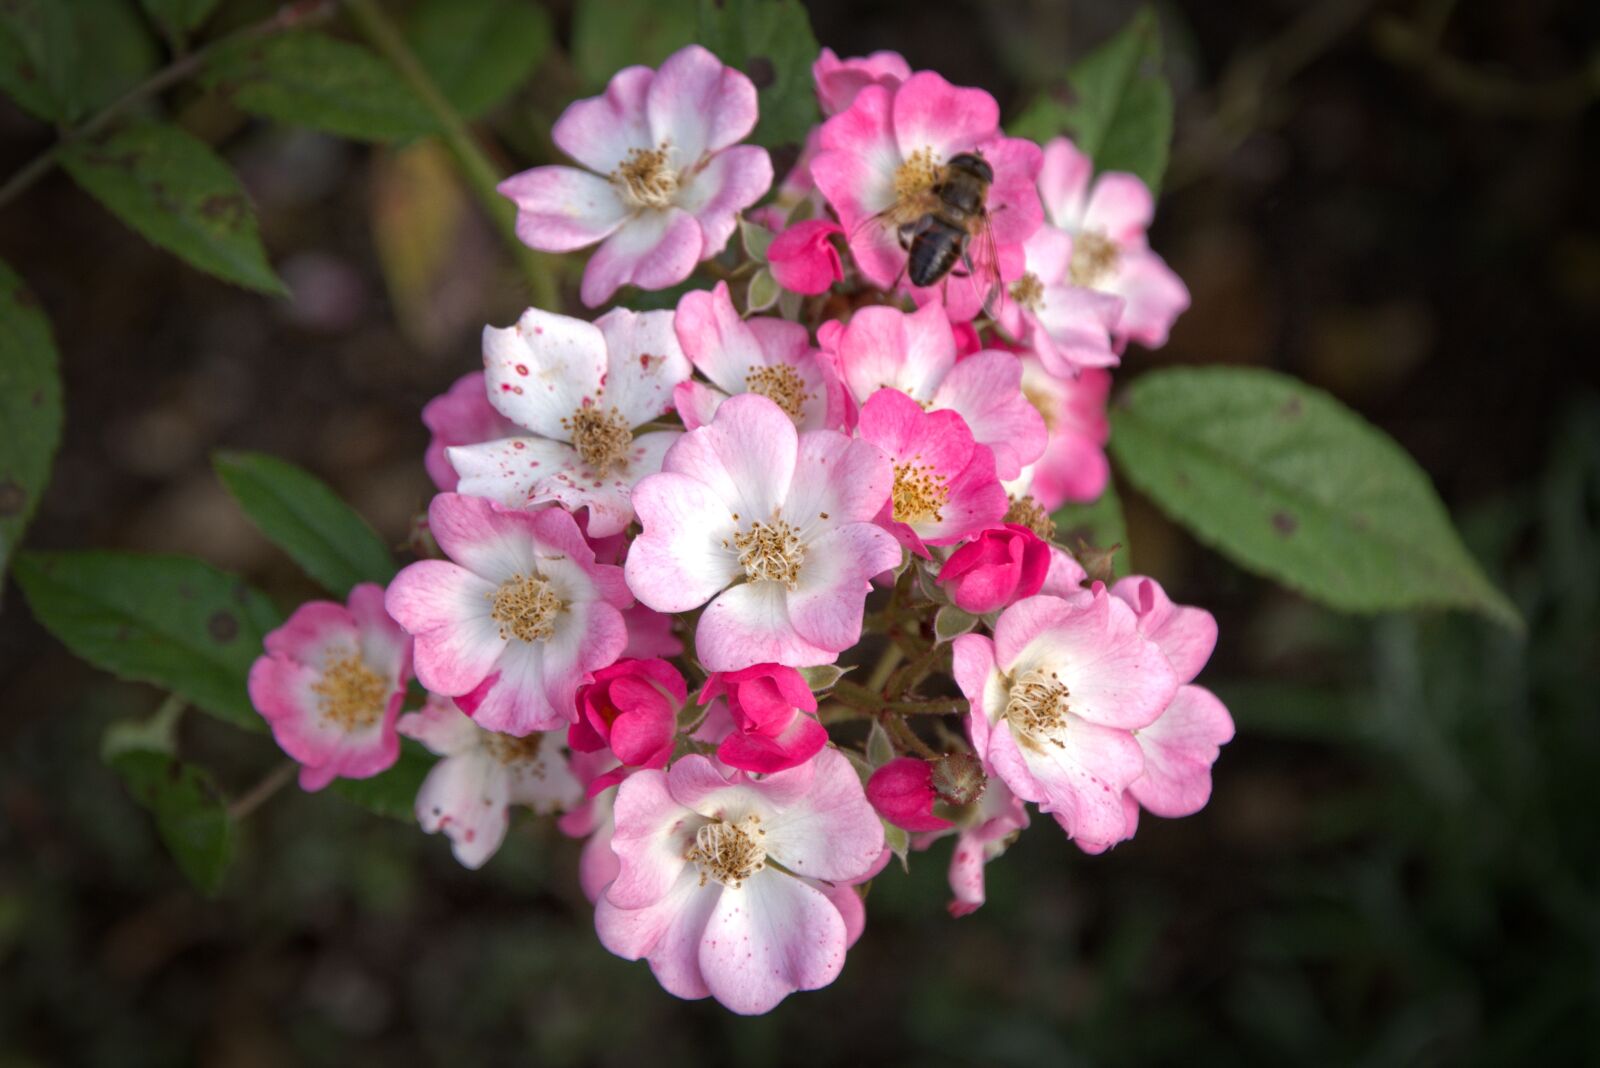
(745, 364), (810, 420)
(1069, 231), (1120, 288)
(313, 653), (389, 730)
(1010, 272), (1045, 311)
(564, 405), (633, 475)
(891, 461), (950, 525)
(732, 519), (806, 589)
(687, 815), (767, 888)
(486, 730), (546, 769)
(885, 146), (942, 224)
(613, 145), (679, 210)
(1005, 667), (1071, 748)
(1005, 494), (1056, 539)
(489, 574), (564, 643)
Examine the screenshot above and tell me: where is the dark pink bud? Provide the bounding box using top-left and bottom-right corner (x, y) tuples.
(700, 664), (825, 774)
(867, 757), (955, 832)
(936, 523), (1051, 613)
(767, 219), (845, 296)
(568, 658), (686, 783)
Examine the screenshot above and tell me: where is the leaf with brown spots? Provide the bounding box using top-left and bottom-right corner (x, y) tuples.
(1110, 367), (1522, 630)
(60, 120), (286, 294)
(14, 551), (282, 730)
(0, 258), (62, 590)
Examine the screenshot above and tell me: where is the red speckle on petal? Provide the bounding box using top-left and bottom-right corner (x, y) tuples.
(516, 363), (529, 376)
(513, 441), (525, 449)
(500, 383), (512, 391)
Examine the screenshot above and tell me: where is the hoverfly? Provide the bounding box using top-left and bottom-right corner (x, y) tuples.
(854, 150), (1005, 316)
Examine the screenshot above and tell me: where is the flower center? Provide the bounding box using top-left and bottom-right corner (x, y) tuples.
(312, 652), (389, 730)
(1069, 231), (1120, 288)
(489, 573), (564, 643)
(687, 815), (766, 888)
(563, 405), (633, 475)
(732, 519), (806, 589)
(1005, 667), (1071, 748)
(894, 146), (941, 205)
(745, 364), (809, 420)
(485, 730), (546, 767)
(891, 461), (949, 525)
(1005, 494), (1056, 539)
(1010, 272), (1044, 311)
(1021, 380), (1059, 432)
(613, 145), (680, 210)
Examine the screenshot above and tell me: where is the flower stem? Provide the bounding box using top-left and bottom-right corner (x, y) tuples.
(344, 0), (560, 309)
(0, 1), (334, 213)
(227, 759), (298, 821)
(830, 679), (966, 717)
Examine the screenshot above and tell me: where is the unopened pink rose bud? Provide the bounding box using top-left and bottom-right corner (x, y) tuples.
(867, 757), (954, 832)
(935, 523), (1051, 614)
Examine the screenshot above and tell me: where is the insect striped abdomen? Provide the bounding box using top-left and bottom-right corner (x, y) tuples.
(907, 217), (967, 288)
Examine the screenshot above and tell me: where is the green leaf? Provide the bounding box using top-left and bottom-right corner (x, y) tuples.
(745, 266), (779, 312)
(201, 31), (435, 142)
(866, 720), (895, 768)
(0, 0), (81, 122)
(571, 0), (695, 90)
(73, 0), (160, 113)
(59, 120), (286, 294)
(214, 451), (395, 596)
(139, 0), (221, 41)
(883, 821), (909, 871)
(407, 0), (551, 118)
(1008, 7), (1173, 194)
(0, 260), (62, 586)
(1109, 367), (1522, 630)
(14, 551), (283, 730)
(330, 739), (436, 821)
(1051, 480), (1131, 578)
(697, 0), (820, 150)
(108, 748), (234, 894)
(933, 605), (978, 642)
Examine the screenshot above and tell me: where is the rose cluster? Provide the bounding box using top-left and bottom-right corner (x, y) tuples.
(246, 44), (1232, 1015)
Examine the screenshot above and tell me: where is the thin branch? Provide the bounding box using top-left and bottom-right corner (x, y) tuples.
(227, 759), (298, 821)
(344, 0), (561, 309)
(0, 0), (333, 212)
(1373, 16), (1600, 118)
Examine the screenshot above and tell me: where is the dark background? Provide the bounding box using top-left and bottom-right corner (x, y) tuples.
(3, 0), (1598, 1064)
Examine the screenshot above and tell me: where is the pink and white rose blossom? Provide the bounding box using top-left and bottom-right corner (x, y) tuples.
(820, 301), (1046, 479)
(248, 583), (411, 791)
(625, 393), (901, 671)
(400, 694), (582, 869)
(595, 748), (883, 1014)
(447, 306), (690, 538)
(1036, 137), (1190, 351)
(385, 493), (631, 735)
(812, 48), (910, 116)
(1111, 576), (1235, 821)
(421, 371), (519, 492)
(810, 71), (1042, 317)
(672, 281), (844, 432)
(499, 45), (773, 307)
(857, 387), (1008, 557)
(996, 224), (1125, 375)
(952, 588), (1180, 848)
(699, 663), (826, 774)
(1014, 357), (1112, 508)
